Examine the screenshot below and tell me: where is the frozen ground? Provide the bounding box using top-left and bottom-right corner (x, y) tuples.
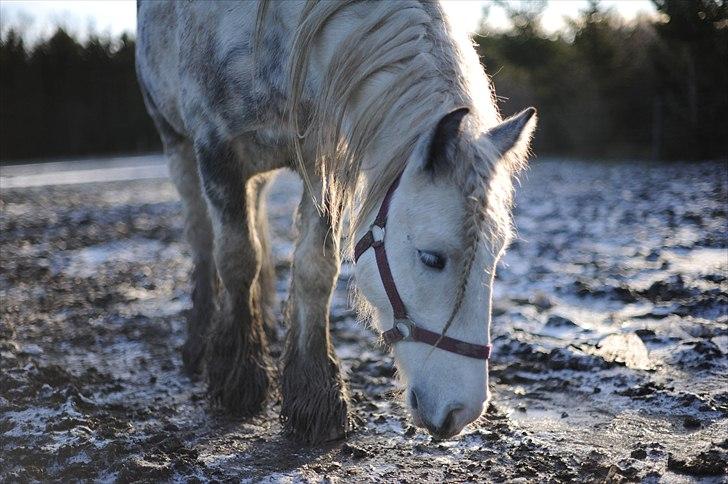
(1, 157), (726, 481)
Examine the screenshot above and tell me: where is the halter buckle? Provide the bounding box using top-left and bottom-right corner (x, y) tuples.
(370, 223), (385, 248)
(394, 319), (416, 341)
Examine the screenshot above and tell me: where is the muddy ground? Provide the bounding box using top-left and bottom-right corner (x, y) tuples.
(1, 158), (727, 482)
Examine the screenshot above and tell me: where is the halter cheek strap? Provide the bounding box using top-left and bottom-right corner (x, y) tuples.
(354, 175), (492, 361)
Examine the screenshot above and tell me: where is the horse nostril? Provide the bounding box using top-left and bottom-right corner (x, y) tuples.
(431, 404), (464, 439)
(409, 389), (419, 410)
(441, 408), (456, 433)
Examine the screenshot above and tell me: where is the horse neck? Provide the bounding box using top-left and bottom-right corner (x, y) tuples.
(285, 1), (497, 237)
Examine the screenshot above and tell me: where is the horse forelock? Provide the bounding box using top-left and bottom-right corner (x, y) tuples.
(436, 128), (529, 336)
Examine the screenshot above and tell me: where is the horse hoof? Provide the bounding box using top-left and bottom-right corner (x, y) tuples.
(207, 354), (271, 416)
(206, 340), (271, 416)
(205, 314), (272, 417)
(282, 405), (350, 445)
(280, 351), (350, 444)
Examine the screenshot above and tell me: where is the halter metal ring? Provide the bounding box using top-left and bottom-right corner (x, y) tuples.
(370, 224), (385, 244)
(394, 319), (415, 341)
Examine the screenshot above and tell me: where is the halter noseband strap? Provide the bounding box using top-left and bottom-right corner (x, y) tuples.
(354, 175), (492, 361)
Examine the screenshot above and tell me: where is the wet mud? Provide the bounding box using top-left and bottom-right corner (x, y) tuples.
(1, 159), (726, 481)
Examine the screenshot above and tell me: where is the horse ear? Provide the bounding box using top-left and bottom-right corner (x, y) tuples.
(424, 107), (470, 174)
(484, 107), (537, 156)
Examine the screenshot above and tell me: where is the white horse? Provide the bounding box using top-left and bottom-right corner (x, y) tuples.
(136, 0), (536, 443)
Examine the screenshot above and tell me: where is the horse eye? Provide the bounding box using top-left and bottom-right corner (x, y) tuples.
(418, 250), (446, 270)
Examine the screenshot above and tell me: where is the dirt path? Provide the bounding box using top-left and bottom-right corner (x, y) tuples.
(1, 159), (726, 481)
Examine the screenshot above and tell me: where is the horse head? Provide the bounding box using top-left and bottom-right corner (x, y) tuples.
(355, 106), (536, 438)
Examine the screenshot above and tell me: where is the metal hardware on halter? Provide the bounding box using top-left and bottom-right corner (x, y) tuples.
(370, 224), (385, 247)
(382, 319), (415, 345)
(394, 319), (415, 340)
(354, 173), (493, 361)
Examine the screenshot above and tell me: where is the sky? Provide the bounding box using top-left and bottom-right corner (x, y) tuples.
(1, 0), (656, 42)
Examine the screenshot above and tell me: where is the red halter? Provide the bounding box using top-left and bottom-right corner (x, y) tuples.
(354, 175), (492, 360)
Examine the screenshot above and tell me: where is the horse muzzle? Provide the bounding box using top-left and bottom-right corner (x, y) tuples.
(407, 386), (486, 439)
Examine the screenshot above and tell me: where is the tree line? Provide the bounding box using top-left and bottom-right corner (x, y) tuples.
(0, 29), (159, 162)
(1, 0), (726, 163)
(476, 0), (727, 161)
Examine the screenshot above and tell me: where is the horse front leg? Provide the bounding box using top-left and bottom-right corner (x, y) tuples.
(280, 188), (349, 443)
(165, 139), (216, 376)
(195, 136), (272, 416)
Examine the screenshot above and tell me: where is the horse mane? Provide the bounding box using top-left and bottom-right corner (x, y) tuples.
(256, 0), (530, 330)
(258, 1), (501, 228)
